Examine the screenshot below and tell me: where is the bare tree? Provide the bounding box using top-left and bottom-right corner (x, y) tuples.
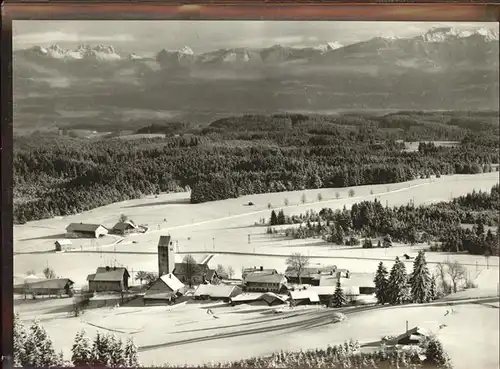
(317, 193), (323, 202)
(227, 266), (235, 279)
(285, 253), (310, 285)
(216, 264), (227, 278)
(335, 192), (340, 200)
(284, 198), (290, 206)
(182, 254), (200, 287)
(119, 214), (128, 223)
(135, 271), (148, 286)
(348, 189), (355, 197)
(301, 193), (307, 204)
(43, 267), (56, 279)
(445, 261), (467, 293)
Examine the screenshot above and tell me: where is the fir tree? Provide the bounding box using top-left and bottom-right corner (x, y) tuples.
(270, 210), (278, 226)
(277, 210), (286, 225)
(92, 332), (112, 366)
(71, 329), (93, 366)
(374, 262), (389, 304)
(387, 257), (408, 305)
(330, 282), (347, 308)
(424, 336), (452, 368)
(383, 234), (393, 248)
(410, 250), (432, 303)
(13, 313), (27, 367)
(429, 274), (437, 301)
(24, 319), (57, 367)
(124, 337), (139, 367)
(109, 334), (126, 367)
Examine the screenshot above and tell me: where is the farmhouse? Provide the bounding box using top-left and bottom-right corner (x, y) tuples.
(243, 270), (287, 293)
(66, 223), (108, 238)
(173, 263), (218, 285)
(112, 221), (139, 235)
(14, 278), (74, 297)
(54, 239), (73, 251)
(194, 284), (243, 302)
(289, 289), (320, 306)
(285, 265), (337, 285)
(87, 266), (130, 292)
(143, 273), (186, 305)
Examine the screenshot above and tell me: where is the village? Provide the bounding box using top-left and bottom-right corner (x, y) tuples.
(16, 219), (377, 311)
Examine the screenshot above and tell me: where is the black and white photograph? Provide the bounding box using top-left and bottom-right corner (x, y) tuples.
(11, 19), (500, 369)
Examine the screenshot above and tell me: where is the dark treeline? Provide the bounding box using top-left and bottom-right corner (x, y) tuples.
(14, 111), (499, 223)
(272, 184), (499, 256)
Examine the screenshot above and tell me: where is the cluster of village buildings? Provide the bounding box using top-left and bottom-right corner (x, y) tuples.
(17, 223), (377, 308)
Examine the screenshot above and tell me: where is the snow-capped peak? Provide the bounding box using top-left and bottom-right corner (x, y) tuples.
(315, 41), (343, 53)
(178, 46), (194, 55)
(421, 26), (499, 42)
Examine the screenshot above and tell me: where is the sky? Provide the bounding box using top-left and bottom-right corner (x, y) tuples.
(13, 21), (499, 54)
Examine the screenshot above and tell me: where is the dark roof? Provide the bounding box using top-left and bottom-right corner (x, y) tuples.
(174, 262), (210, 275)
(245, 271), (286, 284)
(112, 221), (137, 231)
(55, 239), (72, 246)
(158, 235), (172, 247)
(91, 267), (130, 282)
(24, 278), (74, 290)
(66, 223), (107, 233)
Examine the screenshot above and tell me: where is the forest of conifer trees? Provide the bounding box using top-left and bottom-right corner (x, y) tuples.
(267, 184), (499, 256)
(14, 111), (499, 224)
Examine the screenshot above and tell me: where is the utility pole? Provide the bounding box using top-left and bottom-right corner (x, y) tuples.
(248, 234), (251, 244)
(212, 238), (215, 251)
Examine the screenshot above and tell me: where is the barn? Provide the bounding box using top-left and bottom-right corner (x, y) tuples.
(194, 284), (242, 302)
(143, 273), (186, 305)
(14, 278), (74, 298)
(54, 239), (73, 251)
(87, 266), (130, 292)
(66, 223), (108, 238)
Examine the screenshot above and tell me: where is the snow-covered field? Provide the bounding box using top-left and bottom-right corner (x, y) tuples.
(14, 172), (500, 367)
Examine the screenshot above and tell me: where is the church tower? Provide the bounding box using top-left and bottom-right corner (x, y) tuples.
(158, 235), (175, 277)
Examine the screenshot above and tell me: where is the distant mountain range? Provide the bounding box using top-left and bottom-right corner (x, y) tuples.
(13, 26), (500, 132)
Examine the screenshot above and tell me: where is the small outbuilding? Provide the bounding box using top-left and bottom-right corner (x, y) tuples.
(393, 326), (429, 345)
(54, 239), (73, 251)
(66, 223), (108, 238)
(87, 266), (130, 293)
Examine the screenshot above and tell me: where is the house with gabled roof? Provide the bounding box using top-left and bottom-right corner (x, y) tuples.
(112, 221), (139, 235)
(243, 270), (288, 293)
(143, 273), (186, 305)
(87, 266), (130, 292)
(173, 262), (218, 286)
